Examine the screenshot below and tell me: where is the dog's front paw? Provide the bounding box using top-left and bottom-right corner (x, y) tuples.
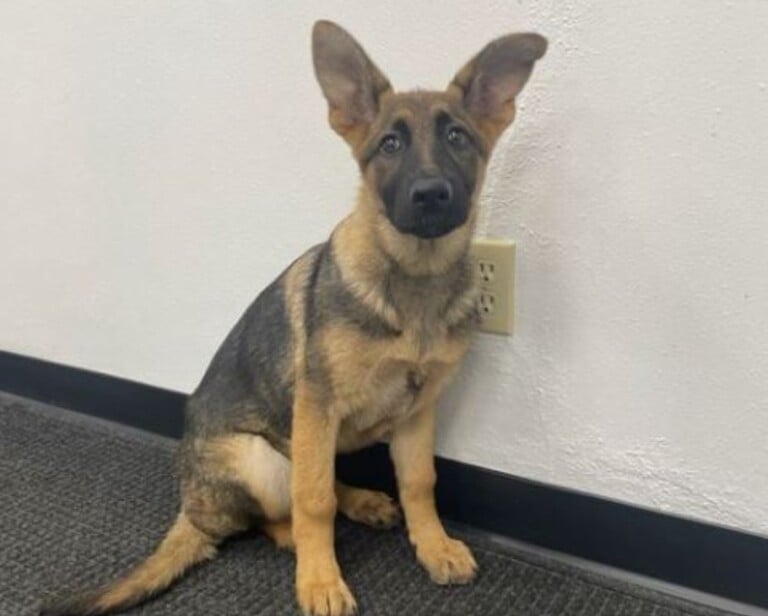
(297, 573), (357, 616)
(415, 535), (478, 585)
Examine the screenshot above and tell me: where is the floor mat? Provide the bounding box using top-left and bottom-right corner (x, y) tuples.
(0, 392), (737, 616)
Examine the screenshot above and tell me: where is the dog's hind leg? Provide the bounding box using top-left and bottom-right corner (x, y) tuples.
(209, 433), (292, 521)
(204, 432), (297, 552)
(262, 519), (294, 550)
(260, 481), (401, 552)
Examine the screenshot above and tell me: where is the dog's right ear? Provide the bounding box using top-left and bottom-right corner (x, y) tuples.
(312, 20), (392, 147)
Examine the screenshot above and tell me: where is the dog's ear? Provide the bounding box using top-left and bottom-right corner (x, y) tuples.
(449, 32), (547, 144)
(312, 20), (392, 147)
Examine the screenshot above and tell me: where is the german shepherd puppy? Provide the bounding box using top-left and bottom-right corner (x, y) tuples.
(42, 20), (546, 616)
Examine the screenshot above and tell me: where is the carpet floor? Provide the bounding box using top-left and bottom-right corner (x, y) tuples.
(0, 391), (738, 616)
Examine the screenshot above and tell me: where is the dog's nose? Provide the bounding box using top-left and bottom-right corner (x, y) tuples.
(409, 177), (453, 210)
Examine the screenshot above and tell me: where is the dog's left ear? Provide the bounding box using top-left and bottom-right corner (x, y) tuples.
(449, 32), (547, 144)
(312, 20), (392, 147)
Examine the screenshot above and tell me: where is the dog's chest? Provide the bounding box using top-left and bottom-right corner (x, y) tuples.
(334, 326), (469, 452)
(326, 264), (475, 452)
(345, 354), (425, 425)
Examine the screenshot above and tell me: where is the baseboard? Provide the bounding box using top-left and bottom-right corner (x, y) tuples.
(1, 349), (766, 611)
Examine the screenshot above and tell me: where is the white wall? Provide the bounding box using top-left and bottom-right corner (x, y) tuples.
(2, 1), (768, 534)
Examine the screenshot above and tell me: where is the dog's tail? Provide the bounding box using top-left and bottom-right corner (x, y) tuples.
(39, 512), (216, 616)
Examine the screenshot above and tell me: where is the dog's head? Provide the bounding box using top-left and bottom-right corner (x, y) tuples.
(312, 20), (546, 246)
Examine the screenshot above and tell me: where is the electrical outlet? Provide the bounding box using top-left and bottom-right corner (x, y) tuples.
(470, 238), (515, 335)
(478, 290), (497, 316)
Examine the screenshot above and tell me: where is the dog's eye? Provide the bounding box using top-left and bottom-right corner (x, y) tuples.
(447, 126), (469, 149)
(379, 134), (402, 156)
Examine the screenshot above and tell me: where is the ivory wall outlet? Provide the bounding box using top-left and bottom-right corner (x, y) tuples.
(469, 238), (515, 335)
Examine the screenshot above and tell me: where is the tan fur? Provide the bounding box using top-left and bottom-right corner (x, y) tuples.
(291, 381), (357, 616)
(390, 403), (477, 585)
(262, 519), (295, 550)
(331, 207), (403, 328)
(319, 322), (470, 451)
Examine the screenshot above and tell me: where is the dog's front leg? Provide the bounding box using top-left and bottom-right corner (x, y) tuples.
(291, 381), (356, 616)
(390, 403), (477, 585)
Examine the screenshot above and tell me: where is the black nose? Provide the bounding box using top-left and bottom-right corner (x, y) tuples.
(409, 177), (453, 210)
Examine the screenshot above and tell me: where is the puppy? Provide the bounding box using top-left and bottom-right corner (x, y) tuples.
(41, 20), (546, 616)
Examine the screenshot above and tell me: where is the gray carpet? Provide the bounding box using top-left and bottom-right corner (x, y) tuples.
(0, 391), (737, 616)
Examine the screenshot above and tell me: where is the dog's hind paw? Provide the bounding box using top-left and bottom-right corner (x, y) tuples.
(338, 487), (401, 529)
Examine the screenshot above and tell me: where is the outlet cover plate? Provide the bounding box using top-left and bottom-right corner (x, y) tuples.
(470, 238), (515, 335)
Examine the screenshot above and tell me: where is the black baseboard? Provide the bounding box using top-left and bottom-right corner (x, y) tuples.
(0, 351), (185, 438)
(1, 349), (767, 610)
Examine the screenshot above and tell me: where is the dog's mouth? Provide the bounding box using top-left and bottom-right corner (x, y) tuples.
(391, 208), (469, 240)
(408, 220), (459, 239)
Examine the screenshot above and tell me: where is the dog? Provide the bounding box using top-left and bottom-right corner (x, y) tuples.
(41, 20), (546, 616)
